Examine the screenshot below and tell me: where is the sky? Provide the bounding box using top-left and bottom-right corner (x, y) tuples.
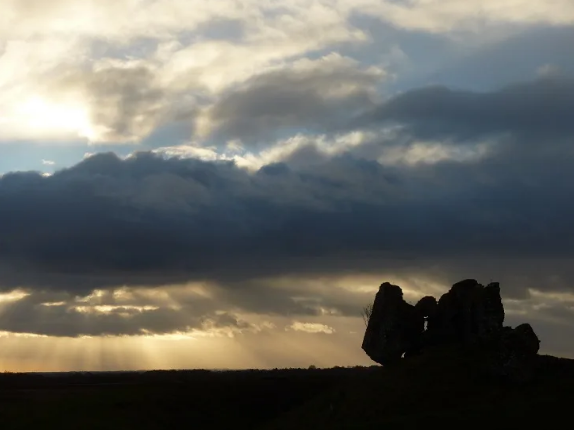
(1, 0), (574, 372)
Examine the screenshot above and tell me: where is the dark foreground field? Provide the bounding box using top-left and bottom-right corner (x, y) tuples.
(1, 349), (574, 429)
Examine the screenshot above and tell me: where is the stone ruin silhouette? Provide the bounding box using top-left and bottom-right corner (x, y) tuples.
(362, 279), (541, 381)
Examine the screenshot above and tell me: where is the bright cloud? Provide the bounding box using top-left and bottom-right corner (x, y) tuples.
(2, 0), (572, 144)
(287, 322), (336, 334)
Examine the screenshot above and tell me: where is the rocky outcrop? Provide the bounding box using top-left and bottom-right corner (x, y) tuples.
(361, 283), (423, 365)
(489, 323), (540, 382)
(361, 279), (539, 381)
(433, 279), (505, 344)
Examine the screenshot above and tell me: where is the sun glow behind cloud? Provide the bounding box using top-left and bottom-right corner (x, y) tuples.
(0, 96), (95, 141)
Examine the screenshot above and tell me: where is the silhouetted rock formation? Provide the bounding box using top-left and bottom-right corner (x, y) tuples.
(433, 279), (505, 344)
(361, 282), (427, 365)
(487, 323), (540, 382)
(362, 279), (540, 381)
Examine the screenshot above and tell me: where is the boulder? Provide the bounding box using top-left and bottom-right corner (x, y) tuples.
(433, 279), (505, 344)
(361, 282), (424, 365)
(495, 323), (540, 382)
(481, 282), (505, 337)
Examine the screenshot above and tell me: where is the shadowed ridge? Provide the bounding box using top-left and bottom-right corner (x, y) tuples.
(261, 348), (574, 430)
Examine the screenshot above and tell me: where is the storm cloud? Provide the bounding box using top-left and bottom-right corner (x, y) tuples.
(360, 75), (574, 142)
(1, 74), (574, 341)
(1, 73), (574, 296)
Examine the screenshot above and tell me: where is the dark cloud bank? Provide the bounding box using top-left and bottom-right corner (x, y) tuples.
(361, 75), (574, 141)
(2, 76), (574, 338)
